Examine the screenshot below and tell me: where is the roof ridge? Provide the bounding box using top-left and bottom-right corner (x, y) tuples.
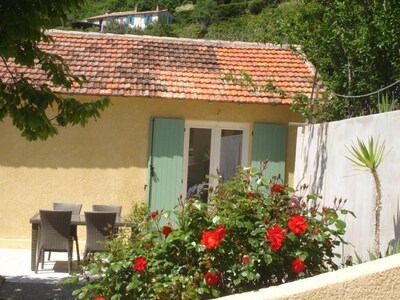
(47, 30), (292, 49)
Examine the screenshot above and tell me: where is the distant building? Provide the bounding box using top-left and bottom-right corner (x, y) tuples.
(86, 6), (175, 31)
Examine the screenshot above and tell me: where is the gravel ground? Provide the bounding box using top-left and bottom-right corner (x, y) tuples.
(0, 280), (81, 300)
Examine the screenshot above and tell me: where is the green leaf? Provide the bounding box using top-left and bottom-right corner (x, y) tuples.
(335, 219), (346, 231)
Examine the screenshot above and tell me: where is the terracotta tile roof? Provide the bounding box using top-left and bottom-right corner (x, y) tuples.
(1, 30), (316, 104)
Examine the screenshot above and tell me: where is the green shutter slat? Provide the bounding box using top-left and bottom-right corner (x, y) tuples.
(147, 118), (184, 213)
(251, 123), (287, 183)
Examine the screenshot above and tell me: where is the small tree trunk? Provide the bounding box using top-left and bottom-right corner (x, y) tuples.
(372, 170), (382, 257)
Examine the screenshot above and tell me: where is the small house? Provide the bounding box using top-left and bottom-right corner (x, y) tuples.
(86, 7), (174, 31)
(0, 30), (315, 248)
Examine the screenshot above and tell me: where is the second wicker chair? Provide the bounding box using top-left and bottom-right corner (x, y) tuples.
(92, 204), (122, 216)
(83, 211), (117, 262)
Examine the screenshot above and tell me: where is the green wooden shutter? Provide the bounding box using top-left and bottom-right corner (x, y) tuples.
(147, 118), (184, 213)
(251, 123), (287, 182)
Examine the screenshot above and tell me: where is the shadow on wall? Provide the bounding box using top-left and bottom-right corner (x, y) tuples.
(296, 122), (329, 194)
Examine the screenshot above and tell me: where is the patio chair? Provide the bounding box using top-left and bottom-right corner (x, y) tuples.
(35, 210), (73, 274)
(83, 211), (117, 262)
(49, 202), (82, 262)
(92, 204), (122, 216)
(92, 205), (121, 234)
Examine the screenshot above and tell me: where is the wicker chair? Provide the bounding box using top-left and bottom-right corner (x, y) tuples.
(92, 204), (122, 216)
(83, 211), (117, 262)
(49, 202), (82, 262)
(35, 210), (73, 274)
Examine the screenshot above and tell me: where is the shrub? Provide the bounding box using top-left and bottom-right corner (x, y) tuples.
(72, 166), (352, 299)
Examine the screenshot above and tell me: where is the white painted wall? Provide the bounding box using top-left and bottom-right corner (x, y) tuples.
(294, 111), (400, 262)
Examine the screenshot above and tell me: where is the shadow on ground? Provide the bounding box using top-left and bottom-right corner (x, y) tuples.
(0, 279), (81, 300)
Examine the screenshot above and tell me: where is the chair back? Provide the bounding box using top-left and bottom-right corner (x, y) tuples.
(53, 203), (82, 215)
(39, 210), (72, 251)
(92, 204), (122, 216)
(85, 211), (117, 252)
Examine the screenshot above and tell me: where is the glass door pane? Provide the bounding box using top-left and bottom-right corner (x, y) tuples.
(219, 130), (243, 182)
(186, 128), (211, 199)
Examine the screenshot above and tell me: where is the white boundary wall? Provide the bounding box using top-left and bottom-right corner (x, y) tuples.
(217, 253), (400, 299)
(293, 111), (400, 261)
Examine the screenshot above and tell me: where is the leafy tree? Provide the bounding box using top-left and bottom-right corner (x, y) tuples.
(284, 0), (400, 118)
(191, 0), (220, 37)
(0, 0), (110, 141)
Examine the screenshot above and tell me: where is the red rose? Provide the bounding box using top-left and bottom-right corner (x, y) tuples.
(95, 297), (105, 300)
(266, 224), (285, 251)
(204, 270), (220, 286)
(242, 255), (250, 264)
(247, 192), (256, 199)
(201, 231), (220, 249)
(133, 256), (147, 272)
(314, 228), (320, 234)
(287, 215), (307, 234)
(291, 258), (305, 273)
(215, 224), (227, 240)
(163, 226), (173, 237)
(271, 184), (284, 193)
(151, 211), (158, 218)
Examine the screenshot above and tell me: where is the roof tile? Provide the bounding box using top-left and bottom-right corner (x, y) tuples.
(1, 30), (317, 104)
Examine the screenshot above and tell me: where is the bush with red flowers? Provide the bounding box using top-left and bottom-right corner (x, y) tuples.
(73, 166), (353, 300)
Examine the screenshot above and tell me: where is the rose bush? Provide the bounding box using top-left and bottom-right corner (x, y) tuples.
(72, 166), (353, 299)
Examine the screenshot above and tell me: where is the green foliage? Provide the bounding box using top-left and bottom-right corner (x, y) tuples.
(283, 0), (400, 118)
(219, 1), (249, 19)
(191, 0), (220, 37)
(290, 93), (349, 122)
(127, 201), (149, 227)
(73, 166), (352, 299)
(0, 0), (110, 140)
(103, 20), (137, 34)
(377, 92), (396, 113)
(353, 240), (400, 264)
(143, 17), (178, 37)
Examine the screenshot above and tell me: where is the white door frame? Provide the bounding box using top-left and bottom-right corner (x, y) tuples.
(182, 120), (250, 199)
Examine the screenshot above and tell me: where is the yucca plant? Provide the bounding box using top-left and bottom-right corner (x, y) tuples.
(346, 137), (388, 258)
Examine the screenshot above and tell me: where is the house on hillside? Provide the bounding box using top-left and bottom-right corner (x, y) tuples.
(86, 6), (175, 31)
(0, 30), (316, 249)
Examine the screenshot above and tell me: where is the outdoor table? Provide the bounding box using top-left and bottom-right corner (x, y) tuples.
(29, 213), (128, 271)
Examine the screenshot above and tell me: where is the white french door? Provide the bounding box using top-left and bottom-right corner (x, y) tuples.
(182, 121), (249, 199)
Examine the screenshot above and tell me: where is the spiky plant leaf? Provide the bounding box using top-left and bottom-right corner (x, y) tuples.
(346, 137), (387, 172)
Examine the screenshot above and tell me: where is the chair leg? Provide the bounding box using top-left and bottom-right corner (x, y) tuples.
(41, 250), (45, 269)
(68, 242), (73, 274)
(35, 248), (43, 274)
(75, 235), (80, 263)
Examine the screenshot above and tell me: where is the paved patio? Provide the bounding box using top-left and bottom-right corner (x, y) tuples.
(0, 248), (81, 283)
(0, 248), (82, 300)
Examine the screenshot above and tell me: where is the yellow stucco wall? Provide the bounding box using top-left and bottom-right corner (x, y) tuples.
(0, 97), (303, 248)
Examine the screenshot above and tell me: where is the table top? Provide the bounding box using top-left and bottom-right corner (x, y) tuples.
(30, 212), (128, 227)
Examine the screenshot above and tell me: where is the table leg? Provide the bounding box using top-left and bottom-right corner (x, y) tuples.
(31, 224), (39, 271)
